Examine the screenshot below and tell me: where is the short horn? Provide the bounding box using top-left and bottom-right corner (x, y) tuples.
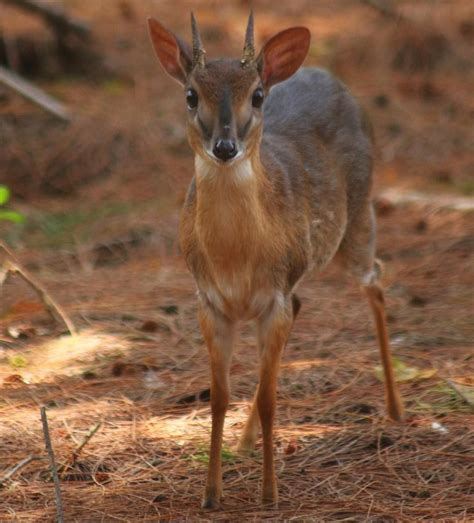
(241, 10), (255, 67)
(191, 12), (206, 68)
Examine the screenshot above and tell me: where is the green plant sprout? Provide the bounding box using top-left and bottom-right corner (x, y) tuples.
(0, 185), (25, 224)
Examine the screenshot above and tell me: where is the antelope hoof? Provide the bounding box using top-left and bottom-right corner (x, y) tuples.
(261, 487), (278, 507)
(201, 489), (221, 510)
(236, 437), (257, 455)
(386, 394), (404, 422)
(387, 403), (404, 422)
(201, 497), (220, 510)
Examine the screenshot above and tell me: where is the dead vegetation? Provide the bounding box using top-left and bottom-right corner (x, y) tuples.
(0, 0), (473, 521)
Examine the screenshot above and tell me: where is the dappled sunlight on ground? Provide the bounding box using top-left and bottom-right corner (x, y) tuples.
(281, 358), (328, 371)
(144, 407), (244, 442)
(27, 329), (131, 380)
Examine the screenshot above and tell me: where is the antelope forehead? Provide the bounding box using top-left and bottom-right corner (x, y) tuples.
(192, 60), (259, 102)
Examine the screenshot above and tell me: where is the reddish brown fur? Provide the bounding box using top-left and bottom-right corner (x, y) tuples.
(147, 15), (404, 510)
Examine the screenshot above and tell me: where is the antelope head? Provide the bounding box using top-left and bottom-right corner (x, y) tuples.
(148, 13), (310, 166)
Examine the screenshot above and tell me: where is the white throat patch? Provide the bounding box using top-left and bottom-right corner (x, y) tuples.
(195, 156), (254, 182)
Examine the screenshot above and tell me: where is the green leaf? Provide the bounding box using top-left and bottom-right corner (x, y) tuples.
(375, 357), (437, 383)
(0, 185), (10, 206)
(0, 210), (25, 223)
(8, 355), (28, 368)
(187, 445), (236, 465)
(221, 447), (236, 463)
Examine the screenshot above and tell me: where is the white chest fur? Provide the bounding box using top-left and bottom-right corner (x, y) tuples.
(195, 155), (254, 182)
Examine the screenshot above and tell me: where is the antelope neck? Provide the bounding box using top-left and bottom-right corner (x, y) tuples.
(193, 153), (269, 259)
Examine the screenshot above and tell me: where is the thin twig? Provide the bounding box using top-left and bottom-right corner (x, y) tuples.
(40, 407), (65, 523)
(0, 455), (44, 486)
(72, 422), (102, 463)
(0, 241), (77, 335)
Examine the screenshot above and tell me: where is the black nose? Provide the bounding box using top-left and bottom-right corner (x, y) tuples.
(213, 139), (237, 161)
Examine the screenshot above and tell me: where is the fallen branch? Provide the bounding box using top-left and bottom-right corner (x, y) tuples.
(2, 0), (90, 38)
(0, 241), (77, 335)
(378, 189), (474, 212)
(40, 407), (64, 523)
(0, 65), (72, 122)
(0, 455), (44, 486)
(72, 422), (102, 463)
(359, 0), (405, 21)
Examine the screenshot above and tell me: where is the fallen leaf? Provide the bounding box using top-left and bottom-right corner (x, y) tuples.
(3, 374), (26, 385)
(284, 440), (298, 455)
(446, 380), (474, 408)
(140, 320), (159, 333)
(94, 472), (110, 484)
(375, 358), (437, 383)
(7, 324), (40, 339)
(1, 300), (44, 320)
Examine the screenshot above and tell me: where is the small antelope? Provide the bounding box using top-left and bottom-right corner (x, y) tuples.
(148, 12), (403, 508)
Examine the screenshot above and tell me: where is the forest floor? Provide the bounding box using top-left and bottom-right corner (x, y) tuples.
(0, 1), (473, 521)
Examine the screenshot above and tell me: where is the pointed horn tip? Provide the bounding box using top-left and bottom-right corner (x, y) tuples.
(241, 10), (256, 66)
(246, 11), (254, 32)
(190, 12), (206, 68)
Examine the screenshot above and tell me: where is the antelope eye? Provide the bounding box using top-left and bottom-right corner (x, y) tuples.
(252, 88), (264, 108)
(186, 88), (198, 109)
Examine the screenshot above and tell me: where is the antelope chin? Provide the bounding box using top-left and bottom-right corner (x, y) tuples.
(195, 153), (254, 182)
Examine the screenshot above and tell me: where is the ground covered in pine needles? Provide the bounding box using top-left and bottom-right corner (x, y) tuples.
(0, 0), (473, 521)
(1, 204), (472, 522)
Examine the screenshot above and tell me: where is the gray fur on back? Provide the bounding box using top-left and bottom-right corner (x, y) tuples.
(259, 67), (376, 279)
(262, 67), (373, 219)
(264, 68), (370, 151)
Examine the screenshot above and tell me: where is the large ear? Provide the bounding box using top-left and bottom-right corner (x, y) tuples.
(258, 27), (311, 88)
(147, 17), (192, 85)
